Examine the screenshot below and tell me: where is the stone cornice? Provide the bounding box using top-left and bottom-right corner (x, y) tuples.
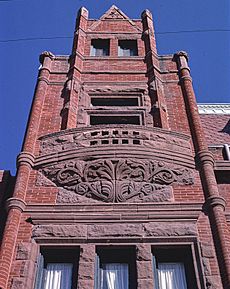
(25, 202), (202, 225)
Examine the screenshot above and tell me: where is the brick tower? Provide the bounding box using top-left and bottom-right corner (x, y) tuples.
(0, 5), (230, 289)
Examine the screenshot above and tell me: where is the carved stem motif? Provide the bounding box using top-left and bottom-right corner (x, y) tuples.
(42, 158), (193, 203)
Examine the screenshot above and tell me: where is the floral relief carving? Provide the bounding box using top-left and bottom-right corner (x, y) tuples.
(41, 158), (193, 203)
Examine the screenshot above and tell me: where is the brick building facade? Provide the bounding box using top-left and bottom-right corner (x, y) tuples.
(0, 5), (230, 289)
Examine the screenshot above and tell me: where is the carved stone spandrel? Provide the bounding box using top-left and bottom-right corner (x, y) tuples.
(56, 188), (99, 204)
(36, 171), (55, 187)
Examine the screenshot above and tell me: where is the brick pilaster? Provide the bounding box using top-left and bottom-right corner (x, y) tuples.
(61, 7), (88, 130)
(141, 10), (169, 129)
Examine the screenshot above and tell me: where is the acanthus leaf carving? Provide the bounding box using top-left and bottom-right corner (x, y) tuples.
(41, 158), (193, 203)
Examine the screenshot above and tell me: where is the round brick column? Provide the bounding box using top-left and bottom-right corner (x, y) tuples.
(174, 51), (230, 289)
(0, 52), (53, 289)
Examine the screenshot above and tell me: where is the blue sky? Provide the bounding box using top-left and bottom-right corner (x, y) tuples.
(0, 0), (230, 174)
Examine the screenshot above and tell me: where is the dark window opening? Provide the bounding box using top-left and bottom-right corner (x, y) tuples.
(122, 139), (129, 144)
(90, 141), (98, 146)
(34, 248), (79, 289)
(152, 247), (198, 289)
(102, 131), (109, 136)
(95, 247), (137, 289)
(118, 40), (138, 56)
(133, 131), (139, 136)
(90, 115), (140, 125)
(133, 140), (140, 145)
(90, 39), (110, 56)
(102, 140), (109, 145)
(91, 98), (139, 107)
(112, 139), (119, 144)
(91, 131), (99, 136)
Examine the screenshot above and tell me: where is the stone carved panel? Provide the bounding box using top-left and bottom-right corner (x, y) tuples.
(39, 126), (191, 155)
(41, 158), (193, 203)
(32, 222), (197, 239)
(57, 188), (99, 203)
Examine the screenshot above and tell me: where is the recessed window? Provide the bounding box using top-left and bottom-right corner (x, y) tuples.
(90, 115), (140, 125)
(152, 247), (198, 289)
(95, 247), (137, 289)
(34, 248), (79, 289)
(118, 40), (138, 56)
(91, 97), (139, 107)
(90, 39), (110, 56)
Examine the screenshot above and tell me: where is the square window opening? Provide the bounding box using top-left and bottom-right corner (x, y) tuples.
(90, 39), (110, 56)
(118, 40), (138, 56)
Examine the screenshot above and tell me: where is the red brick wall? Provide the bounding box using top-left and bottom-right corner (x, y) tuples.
(0, 6), (229, 289)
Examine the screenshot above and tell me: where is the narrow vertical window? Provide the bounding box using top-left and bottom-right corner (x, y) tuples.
(34, 248), (79, 289)
(152, 247), (199, 289)
(95, 247), (137, 289)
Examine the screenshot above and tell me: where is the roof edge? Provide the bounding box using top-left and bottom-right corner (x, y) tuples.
(198, 104), (230, 114)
